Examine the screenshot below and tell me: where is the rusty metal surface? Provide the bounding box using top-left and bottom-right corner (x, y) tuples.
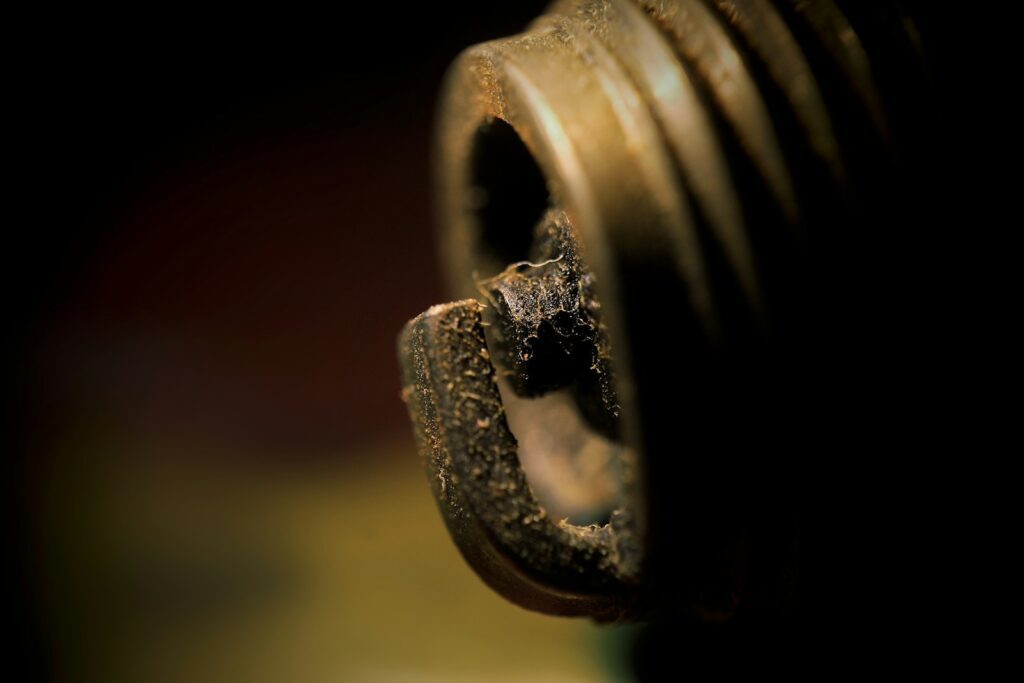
(400, 299), (638, 619)
(476, 209), (620, 439)
(398, 0), (942, 639)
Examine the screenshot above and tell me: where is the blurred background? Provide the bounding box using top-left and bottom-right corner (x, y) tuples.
(8, 5), (640, 681)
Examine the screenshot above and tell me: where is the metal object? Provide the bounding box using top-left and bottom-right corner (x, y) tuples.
(400, 0), (936, 628)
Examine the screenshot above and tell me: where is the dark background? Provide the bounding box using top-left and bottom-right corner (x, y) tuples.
(11, 4), (551, 450)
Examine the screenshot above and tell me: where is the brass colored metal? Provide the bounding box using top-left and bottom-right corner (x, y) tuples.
(706, 0), (845, 183)
(635, 0), (801, 223)
(400, 0), (933, 625)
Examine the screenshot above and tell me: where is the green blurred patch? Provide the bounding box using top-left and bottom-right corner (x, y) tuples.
(36, 433), (623, 682)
